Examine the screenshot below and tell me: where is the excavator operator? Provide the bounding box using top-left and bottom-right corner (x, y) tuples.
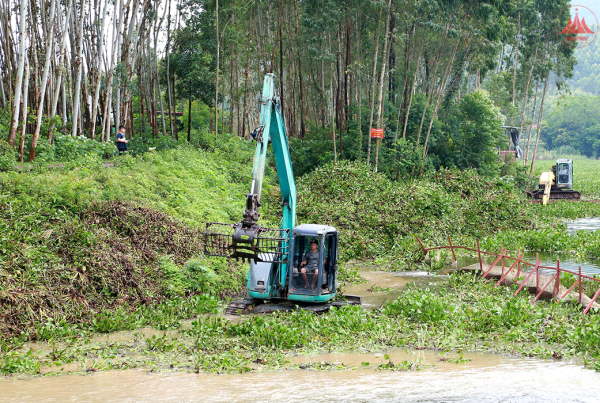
(300, 239), (320, 289)
(559, 164), (568, 183)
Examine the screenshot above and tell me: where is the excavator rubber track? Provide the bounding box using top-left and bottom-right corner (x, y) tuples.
(224, 295), (363, 315)
(527, 190), (581, 201)
(225, 297), (259, 315)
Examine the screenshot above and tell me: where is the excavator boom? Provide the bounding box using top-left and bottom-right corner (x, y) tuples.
(202, 74), (296, 265)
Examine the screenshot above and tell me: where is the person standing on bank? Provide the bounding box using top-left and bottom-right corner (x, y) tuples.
(117, 125), (128, 155)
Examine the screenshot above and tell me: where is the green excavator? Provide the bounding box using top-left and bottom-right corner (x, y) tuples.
(202, 74), (359, 314)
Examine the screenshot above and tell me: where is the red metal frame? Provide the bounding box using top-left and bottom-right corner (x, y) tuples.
(499, 150), (516, 161)
(415, 236), (600, 314)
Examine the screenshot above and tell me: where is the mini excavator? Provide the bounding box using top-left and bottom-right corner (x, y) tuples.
(202, 74), (359, 314)
(528, 159), (581, 205)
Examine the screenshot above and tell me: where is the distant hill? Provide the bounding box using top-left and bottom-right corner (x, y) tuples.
(568, 1), (600, 94)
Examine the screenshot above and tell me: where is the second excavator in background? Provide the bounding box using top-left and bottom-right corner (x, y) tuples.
(528, 158), (581, 205)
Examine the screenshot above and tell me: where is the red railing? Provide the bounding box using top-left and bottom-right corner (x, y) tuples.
(415, 236), (600, 314)
(499, 150), (517, 161)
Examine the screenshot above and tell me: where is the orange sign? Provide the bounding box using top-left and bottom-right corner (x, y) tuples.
(371, 128), (384, 138)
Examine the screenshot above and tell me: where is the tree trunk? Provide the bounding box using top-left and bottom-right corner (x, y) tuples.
(29, 0), (57, 161)
(7, 0), (28, 147)
(374, 0), (393, 173)
(516, 43), (538, 163)
(214, 0), (219, 140)
(530, 65), (552, 175)
(524, 78), (540, 165)
(165, 0), (175, 139)
(402, 54), (421, 140)
(416, 24), (449, 147)
(72, 0), (86, 138)
(188, 98), (192, 142)
(366, 6), (383, 165)
(512, 11), (521, 106)
(90, 0), (110, 141)
(422, 36), (462, 161)
(293, 0), (306, 138)
(19, 53), (31, 162)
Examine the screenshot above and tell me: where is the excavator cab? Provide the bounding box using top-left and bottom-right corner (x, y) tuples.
(289, 225), (338, 299)
(556, 159), (573, 189)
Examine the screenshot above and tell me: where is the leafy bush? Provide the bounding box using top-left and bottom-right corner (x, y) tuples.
(0, 140), (17, 171)
(160, 257), (217, 297)
(281, 160), (534, 262)
(34, 134), (116, 162)
(384, 288), (452, 323)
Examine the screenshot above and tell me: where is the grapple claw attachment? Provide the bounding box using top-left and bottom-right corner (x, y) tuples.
(202, 222), (289, 264)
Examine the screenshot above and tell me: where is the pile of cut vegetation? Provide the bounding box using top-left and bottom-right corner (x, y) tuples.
(0, 146), (260, 339)
(0, 199), (246, 339)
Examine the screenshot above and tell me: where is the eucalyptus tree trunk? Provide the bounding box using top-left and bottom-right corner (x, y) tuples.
(530, 64), (552, 175)
(374, 0), (393, 173)
(330, 61), (337, 164)
(115, 0), (124, 130)
(416, 24), (449, 147)
(524, 78), (540, 166)
(214, 0), (220, 140)
(422, 36), (462, 161)
(516, 43), (538, 165)
(0, 74), (5, 108)
(153, 3), (168, 137)
(293, 0), (306, 138)
(512, 10), (521, 106)
(401, 54), (421, 140)
(7, 0), (28, 147)
(19, 53), (30, 162)
(90, 0), (110, 141)
(29, 0), (57, 160)
(71, 0), (86, 138)
(366, 6), (383, 165)
(49, 0), (74, 141)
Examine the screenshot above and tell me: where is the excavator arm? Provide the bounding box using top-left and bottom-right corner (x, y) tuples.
(203, 74), (296, 264)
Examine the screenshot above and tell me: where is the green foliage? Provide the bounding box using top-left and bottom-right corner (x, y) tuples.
(286, 161), (534, 262)
(0, 145), (271, 339)
(160, 257), (217, 297)
(541, 95), (600, 157)
(34, 134), (117, 162)
(0, 349), (41, 375)
(384, 287), (452, 323)
(437, 90), (505, 176)
(0, 140), (17, 171)
(289, 128), (335, 176)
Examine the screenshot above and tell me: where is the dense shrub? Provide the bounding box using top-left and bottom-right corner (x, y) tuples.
(277, 161), (535, 262)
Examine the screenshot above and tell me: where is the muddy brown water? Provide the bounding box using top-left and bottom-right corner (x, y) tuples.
(341, 267), (443, 309)
(2, 351), (600, 402)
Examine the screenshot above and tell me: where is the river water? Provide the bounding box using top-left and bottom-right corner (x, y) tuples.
(566, 217), (600, 234)
(2, 351), (599, 402)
